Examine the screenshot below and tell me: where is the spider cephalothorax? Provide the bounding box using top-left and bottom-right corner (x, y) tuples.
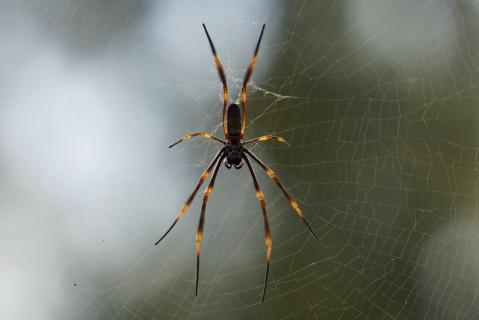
(156, 23), (319, 303)
(224, 141), (243, 169)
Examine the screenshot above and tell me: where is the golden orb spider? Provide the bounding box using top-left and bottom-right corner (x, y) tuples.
(155, 23), (319, 303)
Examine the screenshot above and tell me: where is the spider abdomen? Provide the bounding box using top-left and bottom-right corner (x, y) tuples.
(225, 142), (243, 167)
(226, 104), (242, 137)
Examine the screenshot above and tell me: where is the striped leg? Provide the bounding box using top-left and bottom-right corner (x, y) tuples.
(195, 153), (225, 295)
(155, 149), (224, 245)
(240, 24), (266, 137)
(202, 23), (229, 137)
(169, 132), (225, 148)
(244, 148), (319, 241)
(244, 155), (271, 303)
(243, 135), (289, 145)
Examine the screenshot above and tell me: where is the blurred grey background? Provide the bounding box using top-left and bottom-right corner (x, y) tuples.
(1, 0), (479, 319)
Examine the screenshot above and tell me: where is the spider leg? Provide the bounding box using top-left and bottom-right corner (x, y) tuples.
(243, 135), (289, 145)
(243, 155), (271, 303)
(202, 23), (229, 137)
(155, 148), (224, 246)
(195, 153), (225, 296)
(169, 132), (225, 148)
(244, 148), (319, 241)
(240, 24), (266, 138)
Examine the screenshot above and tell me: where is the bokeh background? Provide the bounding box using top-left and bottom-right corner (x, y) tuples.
(2, 0), (479, 319)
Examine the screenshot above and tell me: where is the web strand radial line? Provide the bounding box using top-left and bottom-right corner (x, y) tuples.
(244, 148), (319, 241)
(195, 153), (225, 296)
(244, 154), (272, 303)
(202, 23), (229, 138)
(155, 148), (224, 246)
(240, 24), (266, 138)
(169, 132), (225, 148)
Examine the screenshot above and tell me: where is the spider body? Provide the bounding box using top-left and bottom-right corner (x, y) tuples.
(224, 140), (243, 169)
(226, 103), (242, 139)
(156, 23), (319, 303)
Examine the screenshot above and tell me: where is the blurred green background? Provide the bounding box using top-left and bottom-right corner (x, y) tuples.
(1, 0), (479, 319)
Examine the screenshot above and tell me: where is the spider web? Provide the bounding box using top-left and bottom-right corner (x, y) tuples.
(1, 0), (479, 319)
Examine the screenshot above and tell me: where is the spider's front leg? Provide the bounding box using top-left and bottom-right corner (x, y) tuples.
(243, 135), (289, 145)
(169, 132), (225, 148)
(195, 153), (225, 296)
(154, 148), (224, 245)
(243, 155), (271, 303)
(244, 148), (320, 241)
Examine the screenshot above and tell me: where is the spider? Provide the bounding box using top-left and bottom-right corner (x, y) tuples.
(155, 23), (319, 303)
